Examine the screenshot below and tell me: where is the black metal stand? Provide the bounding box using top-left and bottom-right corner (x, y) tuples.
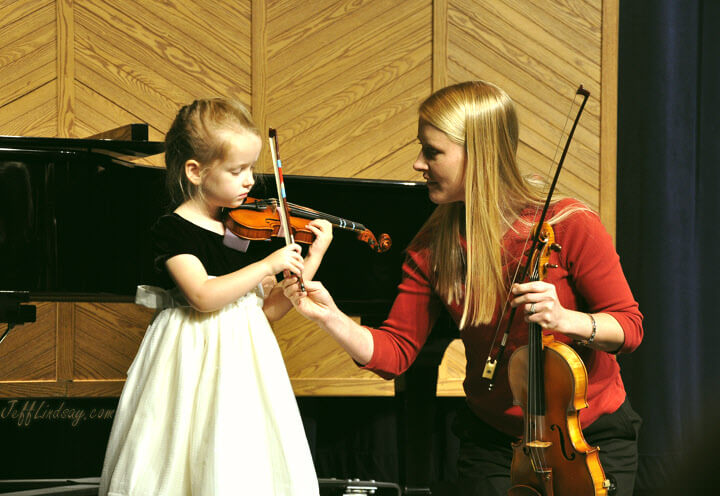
(318, 478), (402, 495)
(0, 290), (36, 345)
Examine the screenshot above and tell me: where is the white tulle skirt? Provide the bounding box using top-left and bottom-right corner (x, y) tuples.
(99, 287), (319, 496)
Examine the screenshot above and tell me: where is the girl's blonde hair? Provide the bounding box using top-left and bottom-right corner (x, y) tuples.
(164, 98), (259, 206)
(410, 80), (548, 329)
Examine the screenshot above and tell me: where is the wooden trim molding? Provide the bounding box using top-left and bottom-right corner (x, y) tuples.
(600, 0), (619, 240)
(432, 0), (448, 92)
(56, 302), (74, 383)
(251, 0), (267, 132)
(56, 0), (75, 138)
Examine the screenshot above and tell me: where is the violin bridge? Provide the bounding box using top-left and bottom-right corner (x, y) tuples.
(526, 440), (552, 449)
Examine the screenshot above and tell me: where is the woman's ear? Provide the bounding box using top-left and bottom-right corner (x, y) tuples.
(185, 159), (202, 186)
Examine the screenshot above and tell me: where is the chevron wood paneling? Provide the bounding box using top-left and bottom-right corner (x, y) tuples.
(0, 1), (56, 106)
(72, 0), (252, 138)
(0, 0), (56, 135)
(0, 302), (55, 381)
(447, 0), (603, 213)
(0, 81), (57, 136)
(437, 338), (466, 396)
(264, 0), (432, 181)
(274, 309), (393, 396)
(0, 0), (616, 398)
(73, 303), (153, 380)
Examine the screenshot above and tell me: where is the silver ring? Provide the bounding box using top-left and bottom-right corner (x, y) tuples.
(529, 303), (536, 315)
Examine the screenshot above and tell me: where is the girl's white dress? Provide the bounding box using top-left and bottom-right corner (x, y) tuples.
(99, 214), (318, 496)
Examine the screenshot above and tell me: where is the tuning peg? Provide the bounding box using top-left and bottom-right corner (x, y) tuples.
(550, 243), (562, 252)
(544, 263), (558, 269)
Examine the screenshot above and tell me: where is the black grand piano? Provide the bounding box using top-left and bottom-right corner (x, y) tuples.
(0, 129), (460, 493)
(0, 131), (435, 322)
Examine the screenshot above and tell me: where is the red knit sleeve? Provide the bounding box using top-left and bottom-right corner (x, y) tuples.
(555, 201), (643, 353)
(362, 248), (443, 378)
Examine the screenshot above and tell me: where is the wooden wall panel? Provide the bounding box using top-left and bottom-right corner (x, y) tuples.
(447, 0), (605, 216)
(0, 82), (57, 136)
(264, 0), (432, 181)
(0, 302), (55, 381)
(0, 0), (617, 398)
(71, 0), (252, 138)
(73, 303), (152, 380)
(0, 0), (56, 135)
(274, 309), (393, 396)
(437, 338), (466, 396)
(0, 2), (55, 108)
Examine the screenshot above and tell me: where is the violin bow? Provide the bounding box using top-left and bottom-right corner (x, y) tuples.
(482, 85), (591, 390)
(269, 128), (306, 292)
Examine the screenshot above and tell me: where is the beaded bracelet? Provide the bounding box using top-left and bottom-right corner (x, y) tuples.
(578, 313), (597, 346)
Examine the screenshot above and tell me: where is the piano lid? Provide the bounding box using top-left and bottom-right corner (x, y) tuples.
(0, 134), (164, 167)
(0, 134), (167, 300)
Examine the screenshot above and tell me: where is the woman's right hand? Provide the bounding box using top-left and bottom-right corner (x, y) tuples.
(281, 277), (336, 323)
(265, 243), (304, 277)
(282, 276), (375, 365)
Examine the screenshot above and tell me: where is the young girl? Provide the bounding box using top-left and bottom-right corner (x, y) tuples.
(99, 98), (329, 496)
(283, 81), (643, 495)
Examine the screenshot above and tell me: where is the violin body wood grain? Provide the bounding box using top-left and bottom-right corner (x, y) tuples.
(508, 336), (608, 496)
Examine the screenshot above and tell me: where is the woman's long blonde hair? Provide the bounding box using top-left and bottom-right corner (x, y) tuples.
(410, 81), (547, 329)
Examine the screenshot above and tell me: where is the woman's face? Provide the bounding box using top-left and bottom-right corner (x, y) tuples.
(414, 123), (466, 204)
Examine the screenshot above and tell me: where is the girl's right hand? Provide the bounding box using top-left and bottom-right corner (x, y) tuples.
(265, 243), (304, 276)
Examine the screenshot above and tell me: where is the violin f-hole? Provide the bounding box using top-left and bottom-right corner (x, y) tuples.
(550, 424), (576, 461)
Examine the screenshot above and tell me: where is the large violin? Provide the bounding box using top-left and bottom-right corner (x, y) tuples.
(478, 86), (612, 495)
(507, 222), (613, 496)
(224, 197), (392, 253)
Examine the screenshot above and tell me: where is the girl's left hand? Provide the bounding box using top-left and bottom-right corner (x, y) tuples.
(510, 281), (569, 332)
(306, 219), (333, 255)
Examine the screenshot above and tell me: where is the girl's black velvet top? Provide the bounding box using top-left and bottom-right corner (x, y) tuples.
(151, 213), (276, 289)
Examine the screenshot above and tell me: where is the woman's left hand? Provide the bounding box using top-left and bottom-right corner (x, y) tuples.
(510, 281), (569, 332)
(511, 281), (627, 350)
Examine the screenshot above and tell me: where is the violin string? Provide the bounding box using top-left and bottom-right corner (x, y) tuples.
(533, 328), (545, 471)
(293, 207), (345, 227)
(528, 322), (536, 470)
(261, 198), (366, 232)
(286, 202), (365, 232)
(264, 199), (329, 222)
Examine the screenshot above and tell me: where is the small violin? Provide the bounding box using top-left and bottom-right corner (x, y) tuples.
(224, 197), (392, 253)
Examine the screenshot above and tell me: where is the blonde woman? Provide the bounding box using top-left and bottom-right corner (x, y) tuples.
(283, 81), (642, 495)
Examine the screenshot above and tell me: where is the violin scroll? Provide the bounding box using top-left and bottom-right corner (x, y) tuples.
(528, 223), (556, 283)
(357, 230), (392, 253)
